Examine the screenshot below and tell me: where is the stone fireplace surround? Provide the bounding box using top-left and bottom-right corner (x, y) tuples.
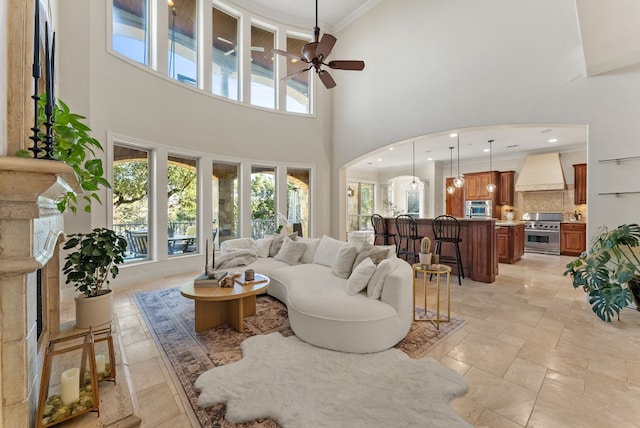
(0, 157), (139, 427)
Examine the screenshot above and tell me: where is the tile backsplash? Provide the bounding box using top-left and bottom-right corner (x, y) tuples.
(505, 185), (586, 221)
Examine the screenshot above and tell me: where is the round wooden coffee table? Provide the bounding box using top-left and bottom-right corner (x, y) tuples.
(180, 273), (270, 332)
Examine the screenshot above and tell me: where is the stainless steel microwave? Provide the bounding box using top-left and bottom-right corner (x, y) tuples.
(465, 200), (493, 218)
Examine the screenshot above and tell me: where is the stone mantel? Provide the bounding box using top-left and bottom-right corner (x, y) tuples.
(0, 156), (77, 427)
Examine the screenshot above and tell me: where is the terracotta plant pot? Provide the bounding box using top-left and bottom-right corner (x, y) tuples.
(74, 290), (113, 329)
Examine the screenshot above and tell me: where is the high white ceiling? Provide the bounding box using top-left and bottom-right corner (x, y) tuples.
(230, 0), (377, 30)
(348, 125), (587, 171)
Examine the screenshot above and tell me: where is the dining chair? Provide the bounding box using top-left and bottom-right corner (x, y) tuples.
(371, 214), (397, 246)
(395, 214), (423, 264)
(432, 215), (464, 285)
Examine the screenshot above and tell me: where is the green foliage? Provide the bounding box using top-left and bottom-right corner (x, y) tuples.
(62, 228), (128, 297)
(251, 174), (275, 220)
(563, 223), (640, 321)
(16, 97), (110, 214)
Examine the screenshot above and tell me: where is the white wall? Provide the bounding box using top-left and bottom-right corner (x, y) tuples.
(56, 0), (333, 289)
(331, 0), (640, 239)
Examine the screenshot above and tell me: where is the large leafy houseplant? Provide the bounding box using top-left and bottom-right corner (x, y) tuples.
(16, 97), (110, 214)
(62, 228), (128, 297)
(564, 223), (640, 321)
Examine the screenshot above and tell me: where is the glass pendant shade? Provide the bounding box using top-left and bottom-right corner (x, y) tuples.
(410, 180), (418, 190)
(447, 185), (456, 194)
(486, 182), (496, 193)
(454, 133), (464, 187)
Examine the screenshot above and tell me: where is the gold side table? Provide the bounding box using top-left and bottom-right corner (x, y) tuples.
(412, 263), (451, 329)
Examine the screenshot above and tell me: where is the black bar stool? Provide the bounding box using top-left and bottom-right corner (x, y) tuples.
(395, 214), (423, 264)
(371, 214), (397, 246)
(432, 215), (464, 285)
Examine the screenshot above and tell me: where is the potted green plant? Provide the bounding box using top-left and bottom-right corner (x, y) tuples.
(563, 223), (640, 321)
(16, 96), (110, 214)
(62, 228), (128, 328)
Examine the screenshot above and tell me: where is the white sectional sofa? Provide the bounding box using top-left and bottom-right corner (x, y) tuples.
(216, 234), (414, 353)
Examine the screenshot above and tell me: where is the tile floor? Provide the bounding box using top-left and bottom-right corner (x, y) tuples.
(60, 253), (640, 427)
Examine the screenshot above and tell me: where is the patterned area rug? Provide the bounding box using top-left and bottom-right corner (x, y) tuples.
(133, 287), (467, 428)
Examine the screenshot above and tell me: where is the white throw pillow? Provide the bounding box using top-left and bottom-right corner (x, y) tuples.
(297, 237), (321, 264)
(331, 245), (358, 279)
(347, 257), (377, 295)
(367, 259), (397, 299)
(220, 238), (257, 254)
(274, 237), (307, 265)
(313, 235), (348, 267)
(255, 238), (273, 258)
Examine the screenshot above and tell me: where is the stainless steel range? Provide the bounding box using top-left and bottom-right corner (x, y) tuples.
(521, 212), (563, 255)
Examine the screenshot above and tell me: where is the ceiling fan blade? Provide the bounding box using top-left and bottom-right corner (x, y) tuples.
(271, 48), (305, 62)
(281, 67), (311, 81)
(318, 70), (336, 89)
(316, 33), (337, 60)
(327, 60), (365, 71)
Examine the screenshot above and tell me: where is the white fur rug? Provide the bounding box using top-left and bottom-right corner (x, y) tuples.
(194, 332), (471, 428)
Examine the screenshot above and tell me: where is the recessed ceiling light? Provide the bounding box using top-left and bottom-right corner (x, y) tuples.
(377, 158), (382, 162)
(388, 147), (394, 151)
(427, 157), (433, 161)
(483, 148), (490, 152)
(449, 133), (458, 138)
(548, 138), (558, 143)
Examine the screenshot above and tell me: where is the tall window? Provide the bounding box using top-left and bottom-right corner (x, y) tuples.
(347, 181), (374, 232)
(287, 168), (310, 237)
(168, 0), (197, 85)
(212, 7), (239, 100)
(212, 161), (239, 248)
(112, 145), (150, 262)
(250, 25), (275, 108)
(112, 0), (148, 65)
(285, 36), (310, 113)
(251, 166), (276, 238)
(168, 156), (198, 256)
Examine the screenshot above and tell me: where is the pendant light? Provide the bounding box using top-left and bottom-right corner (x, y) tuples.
(486, 139), (496, 193)
(453, 133), (465, 188)
(410, 140), (418, 190)
(446, 146), (456, 194)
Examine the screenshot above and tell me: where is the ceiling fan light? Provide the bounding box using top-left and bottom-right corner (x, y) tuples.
(447, 185), (456, 195)
(487, 182), (496, 193)
(453, 176), (465, 188)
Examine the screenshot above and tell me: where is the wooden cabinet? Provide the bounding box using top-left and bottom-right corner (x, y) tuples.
(574, 163), (587, 204)
(499, 171), (515, 205)
(561, 222), (586, 256)
(464, 172), (500, 201)
(445, 177), (464, 218)
(496, 223), (525, 263)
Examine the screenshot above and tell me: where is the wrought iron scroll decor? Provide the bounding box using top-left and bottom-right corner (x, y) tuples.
(29, 0), (55, 160)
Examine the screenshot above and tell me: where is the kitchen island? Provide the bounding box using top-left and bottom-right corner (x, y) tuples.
(384, 217), (498, 283)
(495, 221), (525, 264)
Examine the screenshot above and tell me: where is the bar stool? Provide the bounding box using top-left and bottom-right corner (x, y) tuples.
(432, 215), (464, 285)
(371, 214), (397, 246)
(395, 214), (424, 264)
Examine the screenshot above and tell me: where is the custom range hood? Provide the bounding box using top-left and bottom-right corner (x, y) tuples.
(515, 152), (566, 191)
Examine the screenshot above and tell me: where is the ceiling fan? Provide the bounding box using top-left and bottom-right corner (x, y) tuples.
(271, 0), (365, 89)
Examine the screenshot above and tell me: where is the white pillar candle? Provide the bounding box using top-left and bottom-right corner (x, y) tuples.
(60, 367), (80, 405)
(95, 354), (106, 373)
